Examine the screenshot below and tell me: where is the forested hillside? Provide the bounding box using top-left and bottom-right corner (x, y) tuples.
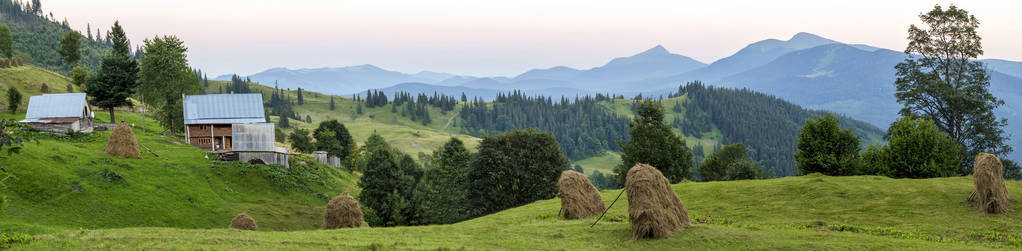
(459, 92), (630, 160)
(675, 82), (884, 176)
(0, 0), (112, 75)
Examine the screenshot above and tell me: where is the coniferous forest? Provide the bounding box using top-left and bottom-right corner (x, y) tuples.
(458, 91), (630, 160)
(1, 0), (113, 75)
(674, 82), (884, 177)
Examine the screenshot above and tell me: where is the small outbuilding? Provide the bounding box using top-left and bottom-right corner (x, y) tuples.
(20, 93), (94, 133)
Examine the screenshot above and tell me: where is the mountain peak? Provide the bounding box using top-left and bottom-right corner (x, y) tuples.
(637, 45), (669, 56)
(788, 32), (832, 44)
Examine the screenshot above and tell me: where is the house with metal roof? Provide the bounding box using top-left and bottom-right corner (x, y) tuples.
(20, 93), (94, 133)
(183, 93), (266, 151)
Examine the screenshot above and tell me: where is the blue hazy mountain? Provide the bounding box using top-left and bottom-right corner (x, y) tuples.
(982, 59), (1022, 79)
(214, 65), (463, 95)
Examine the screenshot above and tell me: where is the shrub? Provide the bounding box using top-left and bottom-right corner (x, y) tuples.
(699, 143), (763, 181)
(879, 117), (960, 178)
(287, 128), (315, 153)
(468, 129), (569, 217)
(795, 113), (861, 176)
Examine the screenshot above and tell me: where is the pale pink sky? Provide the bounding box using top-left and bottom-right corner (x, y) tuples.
(41, 0), (1022, 77)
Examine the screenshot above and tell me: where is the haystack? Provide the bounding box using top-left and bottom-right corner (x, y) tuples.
(323, 192), (368, 229)
(625, 164), (690, 240)
(969, 153), (1012, 214)
(105, 122), (140, 158)
(557, 170), (605, 219)
(230, 213), (258, 231)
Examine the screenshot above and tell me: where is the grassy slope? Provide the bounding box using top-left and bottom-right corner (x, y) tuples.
(13, 175), (1022, 249)
(0, 66), (84, 112)
(0, 109), (359, 233)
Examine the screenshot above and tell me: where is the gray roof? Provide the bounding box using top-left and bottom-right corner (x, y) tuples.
(183, 94), (266, 125)
(21, 93), (89, 123)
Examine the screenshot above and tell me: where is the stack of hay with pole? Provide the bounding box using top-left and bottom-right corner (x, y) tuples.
(230, 213), (258, 231)
(105, 122), (140, 158)
(323, 192), (369, 229)
(969, 153), (1012, 214)
(557, 170), (605, 219)
(625, 164), (690, 239)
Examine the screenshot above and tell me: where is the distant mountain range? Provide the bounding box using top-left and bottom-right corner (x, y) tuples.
(224, 32), (1022, 160)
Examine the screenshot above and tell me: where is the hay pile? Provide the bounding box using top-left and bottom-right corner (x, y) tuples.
(323, 192), (368, 229)
(230, 213), (258, 231)
(625, 164), (690, 240)
(969, 153), (1012, 214)
(556, 170), (605, 219)
(105, 122), (140, 158)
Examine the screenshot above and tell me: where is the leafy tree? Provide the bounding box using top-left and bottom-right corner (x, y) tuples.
(613, 100), (694, 186)
(358, 134), (417, 226)
(58, 30), (81, 66)
(413, 137), (472, 224)
(287, 128), (315, 153)
(0, 24), (11, 58)
(795, 113), (861, 176)
(588, 171), (611, 190)
(71, 66), (87, 87)
(137, 35), (201, 134)
(84, 21), (136, 123)
(6, 87), (20, 113)
(1003, 159), (1022, 181)
(868, 117), (961, 178)
(699, 143), (763, 181)
(894, 4), (1012, 172)
(313, 120), (355, 161)
(467, 129), (568, 217)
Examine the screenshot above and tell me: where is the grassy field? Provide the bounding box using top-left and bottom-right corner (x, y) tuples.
(0, 66), (83, 113)
(0, 111), (359, 234)
(8, 175), (1021, 249)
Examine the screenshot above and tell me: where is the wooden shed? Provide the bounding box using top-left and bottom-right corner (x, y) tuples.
(19, 93), (94, 133)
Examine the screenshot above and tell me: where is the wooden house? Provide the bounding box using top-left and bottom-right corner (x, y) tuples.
(20, 93), (94, 133)
(183, 93), (267, 151)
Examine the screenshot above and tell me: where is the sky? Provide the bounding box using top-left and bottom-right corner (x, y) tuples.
(41, 0), (1022, 77)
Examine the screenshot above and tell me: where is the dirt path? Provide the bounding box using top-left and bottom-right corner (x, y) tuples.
(443, 110), (459, 130)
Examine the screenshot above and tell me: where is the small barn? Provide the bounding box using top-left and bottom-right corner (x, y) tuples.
(183, 93), (266, 151)
(20, 93), (94, 133)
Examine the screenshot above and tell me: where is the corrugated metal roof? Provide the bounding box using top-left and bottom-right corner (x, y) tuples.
(183, 93), (265, 125)
(22, 93), (88, 123)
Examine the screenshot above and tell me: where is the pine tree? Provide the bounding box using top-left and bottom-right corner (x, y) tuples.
(329, 96), (335, 111)
(613, 100), (694, 186)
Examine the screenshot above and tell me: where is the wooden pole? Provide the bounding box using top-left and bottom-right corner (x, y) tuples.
(590, 188), (626, 228)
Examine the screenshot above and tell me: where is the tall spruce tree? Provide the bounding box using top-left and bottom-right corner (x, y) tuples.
(613, 100), (694, 186)
(894, 4), (1012, 172)
(84, 21), (136, 123)
(413, 137), (472, 224)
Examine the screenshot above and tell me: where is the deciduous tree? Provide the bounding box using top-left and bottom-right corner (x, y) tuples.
(894, 4), (1012, 172)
